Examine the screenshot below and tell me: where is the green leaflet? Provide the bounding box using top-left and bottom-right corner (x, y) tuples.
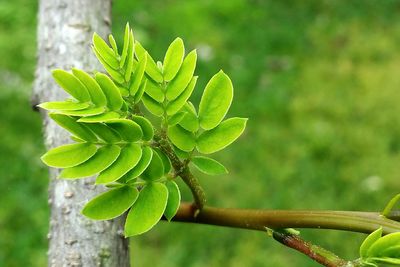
(141, 148), (164, 181)
(96, 144), (142, 184)
(41, 143), (97, 168)
(130, 52), (147, 95)
(57, 106), (105, 117)
(82, 186), (139, 220)
(124, 29), (135, 82)
(106, 119), (143, 142)
(360, 228), (383, 259)
(93, 33), (119, 69)
(154, 148), (171, 174)
(38, 101), (90, 111)
(120, 23), (130, 68)
(166, 76), (197, 115)
(163, 37), (184, 82)
(131, 115), (154, 141)
(50, 114), (97, 142)
(84, 123), (121, 143)
(166, 50), (197, 101)
(191, 156), (228, 175)
(142, 93), (164, 116)
(145, 79), (164, 103)
(164, 180), (181, 221)
(60, 145), (121, 178)
(134, 79), (146, 104)
(197, 117), (247, 154)
(168, 112), (186, 126)
(93, 47), (125, 84)
(368, 232), (400, 257)
(198, 70), (233, 130)
(108, 34), (118, 55)
(95, 73), (123, 111)
(123, 146), (153, 182)
(78, 111), (120, 123)
(135, 42), (163, 83)
(178, 104), (199, 132)
(125, 182), (168, 236)
(167, 125), (196, 152)
(52, 69), (90, 102)
(72, 68), (107, 107)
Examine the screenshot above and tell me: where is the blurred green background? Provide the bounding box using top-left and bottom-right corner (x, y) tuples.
(1, 0), (400, 266)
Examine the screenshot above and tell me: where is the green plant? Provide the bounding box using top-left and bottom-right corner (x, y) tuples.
(39, 23), (400, 266)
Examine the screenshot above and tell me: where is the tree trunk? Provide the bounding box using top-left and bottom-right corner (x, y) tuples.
(33, 0), (130, 266)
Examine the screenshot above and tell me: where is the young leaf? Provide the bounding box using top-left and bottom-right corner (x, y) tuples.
(167, 125), (196, 152)
(77, 111), (121, 123)
(131, 115), (154, 141)
(108, 34), (119, 55)
(59, 145), (121, 178)
(134, 79), (146, 104)
(166, 76), (197, 115)
(163, 37), (184, 82)
(197, 117), (247, 154)
(96, 144), (142, 184)
(38, 101), (90, 111)
(124, 30), (135, 82)
(50, 113), (97, 142)
(120, 23), (130, 68)
(166, 50), (197, 101)
(168, 112), (186, 126)
(52, 69), (90, 102)
(84, 123), (121, 143)
(142, 93), (164, 116)
(135, 42), (163, 83)
(145, 79), (164, 102)
(154, 148), (172, 174)
(125, 182), (168, 236)
(93, 33), (119, 69)
(198, 70), (233, 130)
(191, 156), (228, 175)
(130, 53), (147, 95)
(164, 181), (181, 221)
(93, 47), (125, 84)
(95, 73), (123, 111)
(382, 194), (400, 217)
(360, 228), (383, 258)
(368, 232), (400, 257)
(141, 149), (164, 181)
(178, 104), (199, 132)
(41, 143), (97, 168)
(82, 186), (139, 220)
(106, 119), (143, 142)
(72, 68), (107, 107)
(123, 146), (153, 182)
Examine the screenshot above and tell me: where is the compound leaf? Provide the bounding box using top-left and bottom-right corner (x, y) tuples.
(191, 156), (228, 175)
(60, 145), (121, 178)
(164, 180), (181, 221)
(198, 70), (233, 130)
(96, 144), (142, 184)
(41, 143), (97, 168)
(125, 182), (168, 236)
(166, 50), (197, 101)
(163, 37), (184, 82)
(52, 69), (90, 102)
(197, 117), (247, 154)
(82, 186), (139, 220)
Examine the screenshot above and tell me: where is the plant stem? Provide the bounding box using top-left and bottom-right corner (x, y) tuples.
(170, 202), (400, 234)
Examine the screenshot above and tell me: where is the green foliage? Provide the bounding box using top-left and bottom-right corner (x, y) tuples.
(39, 23), (247, 237)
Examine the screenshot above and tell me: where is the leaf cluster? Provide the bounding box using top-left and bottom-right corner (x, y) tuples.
(39, 23), (247, 237)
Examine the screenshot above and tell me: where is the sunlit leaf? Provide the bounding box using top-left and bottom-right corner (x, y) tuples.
(166, 76), (197, 115)
(123, 146), (153, 182)
(142, 93), (164, 116)
(168, 112), (186, 126)
(130, 53), (147, 95)
(163, 37), (184, 82)
(125, 182), (168, 236)
(95, 73), (123, 111)
(50, 113), (97, 142)
(164, 181), (181, 221)
(131, 115), (154, 141)
(77, 111), (121, 123)
(145, 78), (164, 102)
(60, 145), (121, 178)
(178, 104), (199, 132)
(134, 79), (146, 104)
(72, 68), (107, 107)
(56, 106), (105, 117)
(83, 123), (121, 143)
(38, 101), (90, 111)
(52, 69), (90, 102)
(93, 33), (119, 69)
(120, 23), (130, 68)
(135, 42), (163, 83)
(197, 117), (247, 154)
(124, 30), (135, 82)
(166, 50), (197, 100)
(198, 70), (233, 130)
(154, 148), (171, 174)
(82, 186), (139, 220)
(368, 232), (400, 257)
(141, 149), (164, 181)
(108, 34), (118, 55)
(168, 125), (196, 152)
(360, 228), (383, 258)
(96, 144), (142, 184)
(106, 119), (143, 142)
(93, 47), (125, 84)
(191, 156), (228, 175)
(41, 143), (97, 168)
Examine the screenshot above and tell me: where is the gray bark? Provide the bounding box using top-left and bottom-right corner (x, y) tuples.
(32, 0), (130, 266)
